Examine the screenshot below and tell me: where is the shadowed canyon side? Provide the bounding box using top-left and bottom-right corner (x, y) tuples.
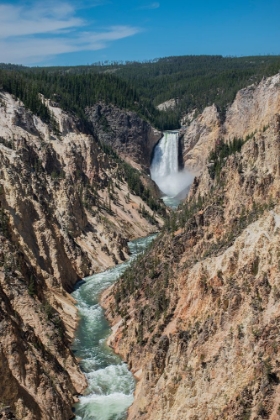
(102, 73), (280, 420)
(0, 92), (164, 419)
(86, 103), (162, 169)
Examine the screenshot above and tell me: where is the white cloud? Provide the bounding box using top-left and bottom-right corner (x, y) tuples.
(139, 2), (160, 10)
(0, 2), (140, 64)
(86, 26), (140, 43)
(0, 3), (83, 37)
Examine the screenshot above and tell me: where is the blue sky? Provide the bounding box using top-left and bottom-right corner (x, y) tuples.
(0, 0), (279, 66)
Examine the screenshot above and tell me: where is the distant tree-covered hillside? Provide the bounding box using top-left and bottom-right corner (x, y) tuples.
(113, 55), (280, 120)
(0, 69), (176, 130)
(1, 55), (280, 129)
(23, 55), (280, 118)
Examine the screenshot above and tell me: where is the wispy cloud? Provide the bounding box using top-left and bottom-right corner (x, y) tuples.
(0, 3), (83, 37)
(139, 2), (160, 10)
(0, 2), (140, 64)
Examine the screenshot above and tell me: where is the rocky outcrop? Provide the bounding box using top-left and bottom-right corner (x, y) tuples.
(224, 75), (280, 140)
(86, 103), (162, 168)
(102, 74), (280, 419)
(157, 99), (178, 111)
(180, 104), (221, 172)
(181, 73), (280, 173)
(0, 92), (164, 419)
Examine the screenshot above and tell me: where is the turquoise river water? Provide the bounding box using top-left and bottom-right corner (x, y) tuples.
(72, 234), (156, 420)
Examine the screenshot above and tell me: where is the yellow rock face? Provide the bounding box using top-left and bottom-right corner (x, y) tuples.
(103, 73), (280, 420)
(0, 92), (163, 419)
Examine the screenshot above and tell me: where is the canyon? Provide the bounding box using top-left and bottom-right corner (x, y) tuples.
(0, 92), (163, 419)
(102, 73), (280, 420)
(1, 69), (280, 420)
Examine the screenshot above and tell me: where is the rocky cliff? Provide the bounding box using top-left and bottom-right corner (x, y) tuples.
(0, 92), (164, 419)
(86, 103), (162, 168)
(180, 104), (221, 173)
(102, 73), (280, 419)
(180, 73), (280, 174)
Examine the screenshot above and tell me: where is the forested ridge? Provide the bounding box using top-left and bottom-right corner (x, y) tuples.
(1, 54), (280, 130)
(0, 70), (158, 130)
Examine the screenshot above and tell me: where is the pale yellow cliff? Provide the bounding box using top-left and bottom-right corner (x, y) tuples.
(103, 73), (280, 420)
(181, 73), (280, 174)
(0, 91), (163, 419)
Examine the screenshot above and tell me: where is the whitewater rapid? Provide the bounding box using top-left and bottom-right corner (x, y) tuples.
(72, 235), (156, 420)
(150, 131), (193, 201)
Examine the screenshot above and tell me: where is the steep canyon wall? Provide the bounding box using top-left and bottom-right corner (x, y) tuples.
(0, 92), (163, 419)
(86, 103), (162, 169)
(103, 73), (280, 420)
(180, 74), (280, 174)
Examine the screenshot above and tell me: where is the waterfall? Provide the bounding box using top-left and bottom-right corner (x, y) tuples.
(150, 131), (193, 199)
(151, 131), (179, 179)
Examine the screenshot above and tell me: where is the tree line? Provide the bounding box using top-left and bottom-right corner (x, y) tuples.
(1, 54), (280, 130)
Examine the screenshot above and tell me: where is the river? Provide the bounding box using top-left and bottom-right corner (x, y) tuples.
(72, 234), (156, 420)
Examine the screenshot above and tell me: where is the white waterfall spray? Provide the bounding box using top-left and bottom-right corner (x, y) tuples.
(150, 131), (193, 199)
